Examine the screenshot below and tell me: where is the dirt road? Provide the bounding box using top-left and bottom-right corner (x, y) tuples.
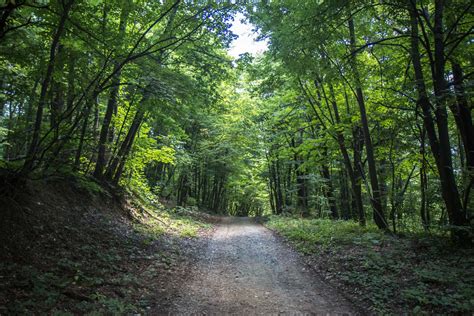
(170, 217), (355, 314)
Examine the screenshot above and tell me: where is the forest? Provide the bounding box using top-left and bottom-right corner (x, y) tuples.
(0, 0), (473, 314)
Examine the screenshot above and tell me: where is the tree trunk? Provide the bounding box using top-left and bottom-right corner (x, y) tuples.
(106, 107), (144, 182)
(339, 167), (352, 220)
(275, 158), (284, 214)
(321, 164), (338, 219)
(66, 50), (76, 120)
(409, 2), (469, 243)
(352, 125), (365, 225)
(93, 2), (130, 179)
(420, 127), (429, 231)
(22, 0), (74, 173)
(451, 62), (474, 208)
(50, 44), (65, 132)
(348, 13), (388, 230)
(74, 100), (92, 169)
(296, 162), (309, 217)
(331, 84), (365, 225)
(0, 79), (4, 118)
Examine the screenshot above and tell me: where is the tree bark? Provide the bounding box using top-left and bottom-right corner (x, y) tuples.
(74, 100), (92, 169)
(106, 107), (145, 182)
(50, 44), (65, 132)
(348, 12), (388, 230)
(420, 126), (429, 231)
(93, 2), (130, 179)
(321, 164), (338, 219)
(451, 62), (474, 208)
(22, 0), (74, 173)
(409, 2), (469, 243)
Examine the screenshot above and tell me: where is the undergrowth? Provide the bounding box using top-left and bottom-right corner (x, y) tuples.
(266, 216), (383, 253)
(0, 176), (213, 314)
(132, 204), (212, 239)
(266, 215), (474, 314)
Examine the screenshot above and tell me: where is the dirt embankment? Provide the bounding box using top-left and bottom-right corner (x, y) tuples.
(1, 175), (358, 314)
(0, 175), (211, 314)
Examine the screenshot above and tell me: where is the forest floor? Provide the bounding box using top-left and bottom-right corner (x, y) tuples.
(265, 216), (474, 314)
(0, 174), (217, 314)
(168, 216), (355, 314)
(2, 175), (472, 314)
(0, 174), (358, 315)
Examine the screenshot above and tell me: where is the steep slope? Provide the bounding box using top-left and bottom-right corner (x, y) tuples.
(0, 173), (213, 314)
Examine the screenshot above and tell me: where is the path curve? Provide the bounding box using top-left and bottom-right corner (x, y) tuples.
(170, 217), (355, 314)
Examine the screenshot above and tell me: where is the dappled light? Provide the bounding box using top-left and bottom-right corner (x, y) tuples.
(171, 217), (353, 314)
(0, 0), (473, 314)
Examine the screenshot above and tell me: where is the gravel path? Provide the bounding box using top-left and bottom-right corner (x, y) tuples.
(170, 217), (355, 315)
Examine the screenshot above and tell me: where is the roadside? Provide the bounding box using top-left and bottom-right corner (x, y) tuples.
(264, 216), (474, 314)
(4, 174), (470, 315)
(0, 175), (214, 314)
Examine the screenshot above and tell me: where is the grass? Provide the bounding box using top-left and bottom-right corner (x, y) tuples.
(266, 216), (383, 253)
(265, 215), (474, 314)
(132, 204), (212, 239)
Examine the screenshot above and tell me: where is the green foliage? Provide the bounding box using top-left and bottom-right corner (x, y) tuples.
(266, 216), (474, 314)
(121, 121), (176, 200)
(74, 175), (104, 196)
(0, 0), (473, 313)
(266, 215), (383, 253)
(245, 0), (474, 237)
(88, 295), (137, 314)
(133, 205), (212, 239)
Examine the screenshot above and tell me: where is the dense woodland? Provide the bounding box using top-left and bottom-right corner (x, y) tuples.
(1, 0), (472, 243)
(247, 0), (473, 244)
(0, 0), (473, 313)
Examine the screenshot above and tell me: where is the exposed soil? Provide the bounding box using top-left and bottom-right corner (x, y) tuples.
(169, 217), (355, 315)
(0, 176), (214, 314)
(1, 176), (357, 314)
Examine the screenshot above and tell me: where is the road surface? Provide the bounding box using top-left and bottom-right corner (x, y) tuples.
(170, 217), (355, 315)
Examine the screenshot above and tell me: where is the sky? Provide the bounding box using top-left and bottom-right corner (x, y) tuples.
(228, 12), (268, 59)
